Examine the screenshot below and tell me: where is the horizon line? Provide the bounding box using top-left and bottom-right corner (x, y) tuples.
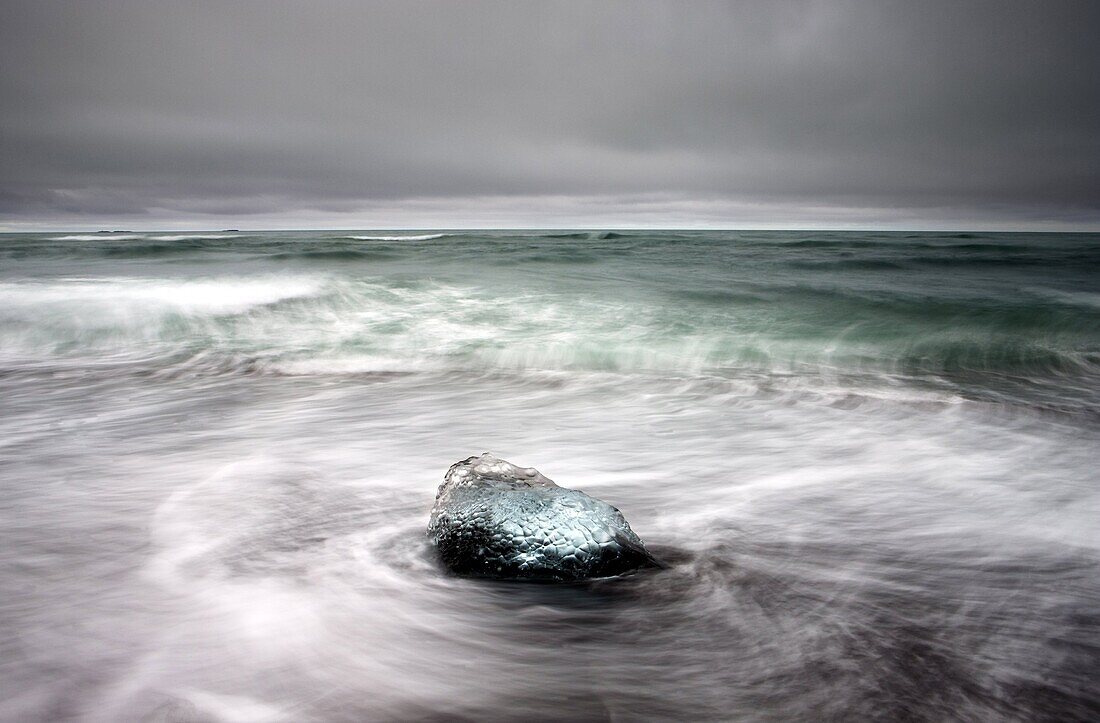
(4, 226), (1100, 234)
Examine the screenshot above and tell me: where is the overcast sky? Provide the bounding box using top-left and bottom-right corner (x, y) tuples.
(1, 1), (1098, 230)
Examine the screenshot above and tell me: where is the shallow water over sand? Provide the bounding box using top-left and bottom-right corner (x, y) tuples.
(1, 231), (1098, 720)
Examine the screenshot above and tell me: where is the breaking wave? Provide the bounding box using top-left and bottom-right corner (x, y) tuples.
(0, 263), (1096, 416)
(344, 233), (448, 241)
(148, 234), (244, 241)
(50, 234), (146, 241)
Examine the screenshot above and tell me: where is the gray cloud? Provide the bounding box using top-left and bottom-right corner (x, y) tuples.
(1, 1), (1098, 229)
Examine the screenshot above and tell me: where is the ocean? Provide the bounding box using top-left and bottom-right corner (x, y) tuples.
(1, 229), (1098, 720)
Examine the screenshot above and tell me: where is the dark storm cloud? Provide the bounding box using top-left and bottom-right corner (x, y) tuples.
(1, 1), (1098, 228)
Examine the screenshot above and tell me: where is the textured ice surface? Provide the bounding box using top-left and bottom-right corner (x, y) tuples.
(428, 453), (657, 581)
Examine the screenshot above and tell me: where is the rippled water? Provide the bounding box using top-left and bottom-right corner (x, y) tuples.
(1, 230), (1098, 721)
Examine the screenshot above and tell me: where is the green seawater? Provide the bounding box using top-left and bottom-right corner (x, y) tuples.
(2, 229), (1098, 414)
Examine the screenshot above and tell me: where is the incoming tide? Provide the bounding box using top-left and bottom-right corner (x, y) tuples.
(1, 230), (1098, 721)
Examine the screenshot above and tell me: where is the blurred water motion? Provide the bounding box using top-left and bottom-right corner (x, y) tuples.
(1, 230), (1098, 721)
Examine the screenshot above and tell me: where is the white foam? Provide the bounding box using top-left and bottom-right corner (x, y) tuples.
(147, 234), (243, 241)
(344, 233), (446, 241)
(0, 276), (323, 315)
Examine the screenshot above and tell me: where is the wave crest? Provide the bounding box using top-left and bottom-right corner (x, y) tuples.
(344, 234), (446, 241)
